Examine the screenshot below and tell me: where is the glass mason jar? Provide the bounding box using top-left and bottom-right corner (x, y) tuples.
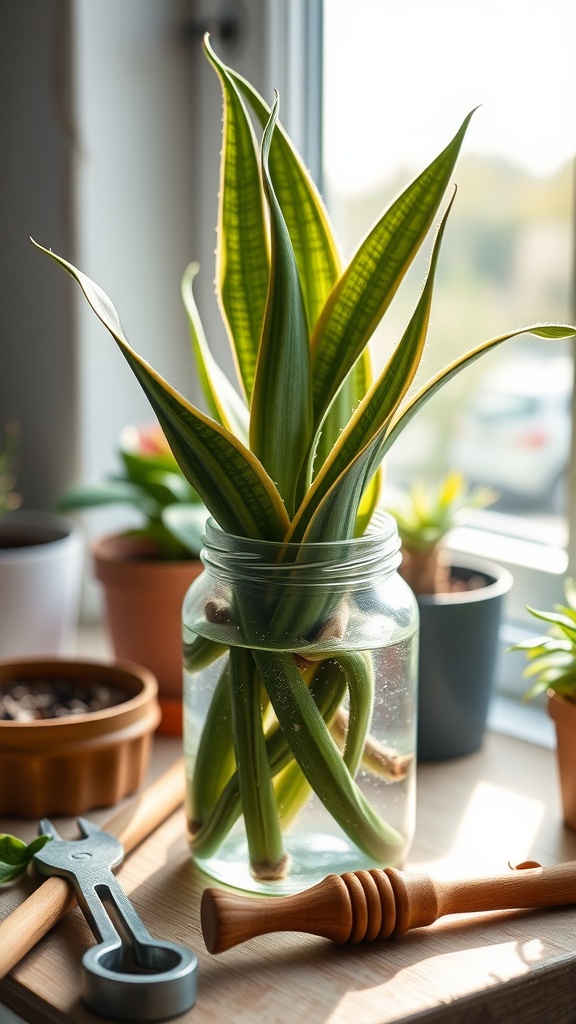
(183, 516), (418, 895)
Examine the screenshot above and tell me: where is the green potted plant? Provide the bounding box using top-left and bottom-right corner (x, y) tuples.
(387, 472), (512, 760)
(511, 579), (576, 831)
(57, 423), (209, 735)
(33, 37), (575, 892)
(0, 421), (83, 658)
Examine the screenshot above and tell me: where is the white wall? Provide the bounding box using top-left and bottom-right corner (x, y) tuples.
(73, 0), (201, 492)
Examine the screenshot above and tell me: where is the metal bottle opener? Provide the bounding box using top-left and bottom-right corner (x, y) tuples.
(34, 818), (198, 1021)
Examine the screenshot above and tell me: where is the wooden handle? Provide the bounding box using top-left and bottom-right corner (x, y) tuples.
(0, 757), (186, 979)
(201, 860), (576, 953)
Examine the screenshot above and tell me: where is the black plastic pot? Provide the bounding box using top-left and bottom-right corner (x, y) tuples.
(416, 556), (512, 761)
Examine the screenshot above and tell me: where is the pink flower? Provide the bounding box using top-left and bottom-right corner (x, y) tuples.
(121, 424), (173, 459)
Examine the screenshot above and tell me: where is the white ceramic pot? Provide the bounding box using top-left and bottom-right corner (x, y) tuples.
(0, 511), (83, 657)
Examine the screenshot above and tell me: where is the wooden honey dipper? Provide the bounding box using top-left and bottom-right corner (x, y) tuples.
(201, 860), (576, 953)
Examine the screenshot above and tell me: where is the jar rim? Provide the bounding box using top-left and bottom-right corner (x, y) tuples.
(202, 510), (399, 553)
(200, 513), (402, 589)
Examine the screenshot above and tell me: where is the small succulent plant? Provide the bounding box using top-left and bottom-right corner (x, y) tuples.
(511, 578), (576, 701)
(386, 471), (496, 594)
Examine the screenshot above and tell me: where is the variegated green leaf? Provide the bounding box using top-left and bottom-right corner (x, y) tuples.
(249, 98), (313, 516)
(34, 242), (290, 541)
(303, 323), (576, 546)
(181, 262), (249, 444)
(354, 469), (382, 537)
(311, 349), (372, 478)
(384, 324), (576, 457)
(286, 191), (455, 544)
(310, 111), (476, 430)
(204, 37), (269, 403)
(227, 65), (341, 331)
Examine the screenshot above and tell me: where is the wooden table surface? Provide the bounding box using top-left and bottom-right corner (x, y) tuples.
(2, 732), (576, 1024)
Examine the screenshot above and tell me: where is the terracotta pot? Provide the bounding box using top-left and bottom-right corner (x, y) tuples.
(93, 534), (203, 736)
(548, 690), (576, 830)
(0, 656), (160, 817)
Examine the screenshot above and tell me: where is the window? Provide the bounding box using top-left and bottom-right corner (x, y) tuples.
(322, 1), (575, 736)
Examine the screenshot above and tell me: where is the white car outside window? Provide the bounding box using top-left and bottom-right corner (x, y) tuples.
(450, 356), (573, 508)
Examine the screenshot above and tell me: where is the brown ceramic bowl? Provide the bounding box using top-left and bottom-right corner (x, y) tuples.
(0, 657), (161, 818)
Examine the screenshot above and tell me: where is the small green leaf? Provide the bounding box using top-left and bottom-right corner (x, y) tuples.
(0, 833), (51, 884)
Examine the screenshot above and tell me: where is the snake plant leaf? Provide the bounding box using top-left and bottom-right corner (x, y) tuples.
(226, 64), (341, 332)
(339, 650), (374, 779)
(310, 111), (476, 432)
(301, 323), (576, 546)
(204, 37), (269, 404)
(354, 470), (383, 537)
(383, 323), (576, 458)
(310, 349), (373, 478)
(249, 97), (313, 516)
(181, 263), (249, 444)
(286, 191), (456, 544)
(228, 57), (375, 501)
(33, 242), (290, 542)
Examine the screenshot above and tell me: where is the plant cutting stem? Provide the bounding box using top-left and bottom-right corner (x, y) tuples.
(189, 658), (235, 826)
(191, 642), (403, 864)
(191, 656), (348, 858)
(251, 649), (403, 860)
(184, 634), (227, 673)
(229, 646), (289, 880)
(339, 650), (374, 778)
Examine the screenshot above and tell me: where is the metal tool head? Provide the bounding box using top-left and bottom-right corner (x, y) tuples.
(33, 818), (198, 1021)
(35, 817), (124, 880)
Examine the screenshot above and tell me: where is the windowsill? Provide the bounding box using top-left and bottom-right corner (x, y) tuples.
(2, 730), (576, 1023)
(488, 694), (555, 749)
